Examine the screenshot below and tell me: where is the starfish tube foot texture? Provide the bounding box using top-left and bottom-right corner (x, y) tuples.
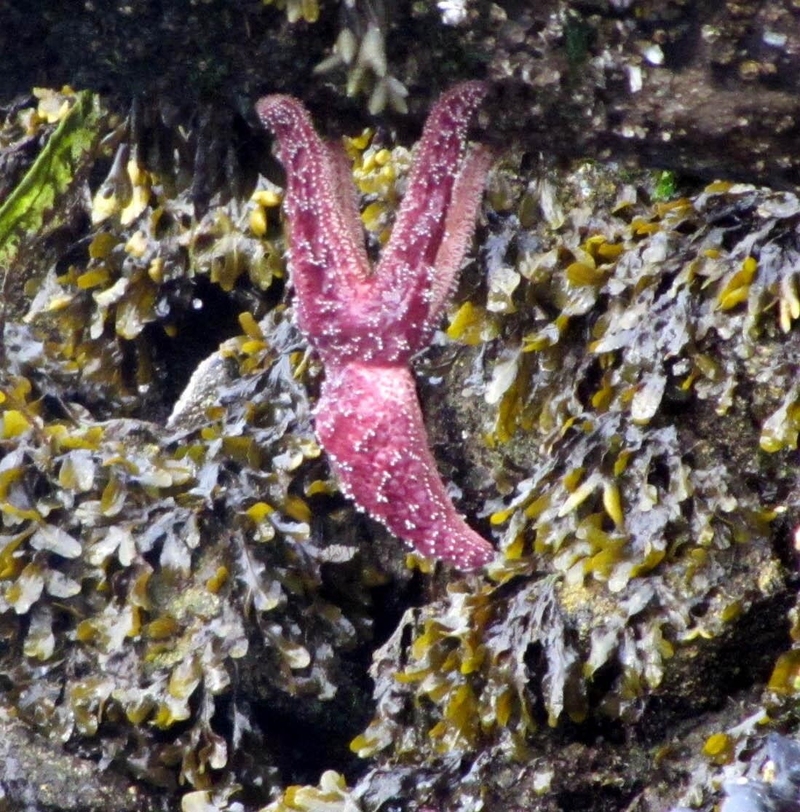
(257, 81), (494, 570)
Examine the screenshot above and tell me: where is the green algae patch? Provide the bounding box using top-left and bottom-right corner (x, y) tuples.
(0, 89), (104, 270)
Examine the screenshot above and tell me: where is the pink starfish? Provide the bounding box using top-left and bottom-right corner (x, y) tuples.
(256, 82), (494, 570)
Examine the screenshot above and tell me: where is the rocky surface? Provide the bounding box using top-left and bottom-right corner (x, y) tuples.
(0, 3), (799, 812)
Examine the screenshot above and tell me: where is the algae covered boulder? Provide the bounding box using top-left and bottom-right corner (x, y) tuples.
(1, 3), (800, 810)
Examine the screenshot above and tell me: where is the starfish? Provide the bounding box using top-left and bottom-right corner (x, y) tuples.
(256, 82), (494, 570)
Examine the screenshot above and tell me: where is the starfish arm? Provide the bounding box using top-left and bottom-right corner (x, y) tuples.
(427, 143), (494, 327)
(255, 95), (372, 344)
(315, 362), (495, 570)
(372, 81), (488, 355)
(325, 140), (371, 272)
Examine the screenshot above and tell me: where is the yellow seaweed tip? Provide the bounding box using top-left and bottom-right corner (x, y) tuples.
(305, 479), (335, 497)
(2, 410), (32, 438)
(246, 501), (274, 522)
(238, 310), (265, 340)
(76, 268), (110, 289)
(717, 255), (758, 311)
(249, 205), (268, 237)
(489, 508), (513, 525)
(702, 732), (734, 765)
(124, 230), (148, 258)
(251, 188), (282, 208)
(283, 494), (311, 523)
(206, 566), (229, 593)
(346, 128), (373, 152)
(602, 481), (624, 528)
(768, 649), (800, 695)
(446, 301), (494, 346)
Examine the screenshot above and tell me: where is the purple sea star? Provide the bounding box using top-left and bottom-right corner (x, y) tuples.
(256, 82), (494, 570)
